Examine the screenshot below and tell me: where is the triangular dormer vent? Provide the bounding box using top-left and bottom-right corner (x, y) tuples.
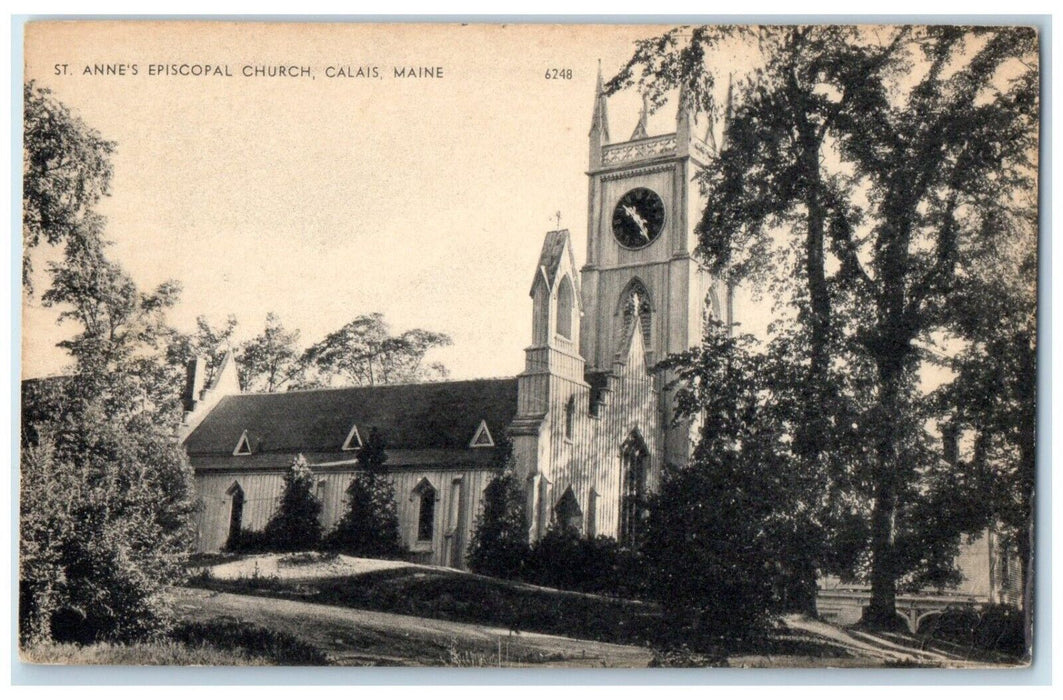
(342, 424), (363, 451)
(233, 430), (252, 456)
(469, 420), (494, 448)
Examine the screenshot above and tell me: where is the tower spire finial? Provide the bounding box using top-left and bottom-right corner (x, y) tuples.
(630, 93), (650, 140)
(589, 59), (610, 142)
(705, 73), (734, 153)
(722, 73), (734, 148)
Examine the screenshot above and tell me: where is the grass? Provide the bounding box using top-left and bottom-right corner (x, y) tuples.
(21, 617), (329, 666)
(22, 640), (269, 666)
(191, 565), (662, 647)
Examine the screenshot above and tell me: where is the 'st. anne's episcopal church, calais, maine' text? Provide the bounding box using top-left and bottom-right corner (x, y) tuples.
(180, 71), (729, 567)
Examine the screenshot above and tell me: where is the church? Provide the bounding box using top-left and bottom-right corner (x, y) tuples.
(179, 70), (731, 567)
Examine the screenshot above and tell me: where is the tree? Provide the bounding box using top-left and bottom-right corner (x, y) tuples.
(324, 428), (404, 557)
(20, 87), (196, 645)
(649, 321), (816, 642)
(23, 80), (115, 291)
(613, 25), (1038, 626)
(466, 436), (530, 579)
(831, 26), (1037, 625)
(303, 313), (451, 387)
(238, 312), (303, 392)
(262, 455), (323, 551)
(611, 26), (907, 613)
(934, 234), (1036, 633)
(167, 314), (239, 389)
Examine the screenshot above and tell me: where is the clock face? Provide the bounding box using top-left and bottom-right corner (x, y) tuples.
(611, 188), (665, 249)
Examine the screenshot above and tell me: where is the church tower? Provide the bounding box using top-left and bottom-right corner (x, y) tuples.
(580, 68), (730, 466)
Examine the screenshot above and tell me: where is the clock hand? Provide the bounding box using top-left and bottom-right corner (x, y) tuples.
(622, 204), (651, 241)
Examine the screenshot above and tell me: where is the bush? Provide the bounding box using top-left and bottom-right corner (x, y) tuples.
(224, 528), (273, 554)
(922, 604), (1028, 659)
(523, 526), (644, 597)
(261, 455), (322, 552)
(466, 456), (530, 579)
(324, 428), (404, 557)
(20, 405), (196, 646)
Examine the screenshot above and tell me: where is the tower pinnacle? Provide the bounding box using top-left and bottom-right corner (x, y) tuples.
(589, 60), (610, 142)
(630, 93), (650, 140)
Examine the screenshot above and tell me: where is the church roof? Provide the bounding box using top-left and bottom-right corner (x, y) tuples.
(532, 229), (580, 300)
(182, 377), (518, 457)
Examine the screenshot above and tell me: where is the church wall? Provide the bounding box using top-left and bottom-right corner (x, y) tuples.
(534, 348), (660, 541)
(193, 463), (497, 569)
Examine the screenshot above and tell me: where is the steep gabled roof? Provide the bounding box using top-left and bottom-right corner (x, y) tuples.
(183, 377), (518, 456)
(530, 229), (581, 303)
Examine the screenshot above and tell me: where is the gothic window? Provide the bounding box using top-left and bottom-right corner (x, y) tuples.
(554, 487), (583, 534)
(226, 482), (245, 544)
(619, 431), (649, 548)
(532, 279), (549, 345)
(564, 395), (575, 440)
(616, 280), (652, 354)
(413, 479), (437, 542)
(587, 488), (598, 538)
(556, 275), (575, 340)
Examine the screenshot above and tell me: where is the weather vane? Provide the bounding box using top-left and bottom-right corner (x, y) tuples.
(554, 211), (563, 230)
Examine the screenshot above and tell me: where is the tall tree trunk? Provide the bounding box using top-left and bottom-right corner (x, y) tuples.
(789, 143), (831, 617)
(865, 358), (903, 628)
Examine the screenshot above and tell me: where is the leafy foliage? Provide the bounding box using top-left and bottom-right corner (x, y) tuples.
(466, 437), (530, 579)
(324, 428), (404, 557)
(649, 322), (820, 640)
(167, 314), (239, 389)
(20, 86), (196, 646)
(613, 25), (1038, 625)
(261, 455), (323, 552)
(238, 312), (303, 392)
(303, 312), (451, 387)
(23, 80), (115, 289)
(524, 527), (644, 598)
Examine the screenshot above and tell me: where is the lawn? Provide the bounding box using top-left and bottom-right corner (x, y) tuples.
(21, 616), (328, 666)
(189, 552), (661, 647)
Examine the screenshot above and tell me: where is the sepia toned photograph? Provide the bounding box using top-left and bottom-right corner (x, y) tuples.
(18, 21), (1038, 669)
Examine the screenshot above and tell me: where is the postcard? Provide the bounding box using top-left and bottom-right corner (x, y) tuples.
(19, 21), (1038, 669)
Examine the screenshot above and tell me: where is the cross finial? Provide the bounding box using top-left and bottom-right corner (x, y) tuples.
(554, 211), (563, 230)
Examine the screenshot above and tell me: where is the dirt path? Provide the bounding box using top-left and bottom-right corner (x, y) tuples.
(170, 587), (654, 667)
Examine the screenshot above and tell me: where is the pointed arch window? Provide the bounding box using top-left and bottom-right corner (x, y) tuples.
(616, 280), (652, 355)
(412, 478), (438, 542)
(554, 486), (583, 534)
(564, 395), (576, 441)
(532, 278), (550, 346)
(226, 482), (245, 544)
(556, 275), (575, 340)
(619, 431), (649, 548)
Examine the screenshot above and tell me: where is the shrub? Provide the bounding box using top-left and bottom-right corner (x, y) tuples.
(466, 450), (530, 579)
(20, 406), (196, 646)
(324, 428), (404, 557)
(922, 604), (1028, 659)
(261, 455), (323, 552)
(224, 528), (273, 554)
(523, 526), (644, 597)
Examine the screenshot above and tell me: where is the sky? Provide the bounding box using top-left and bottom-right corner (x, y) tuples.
(21, 22), (768, 382)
